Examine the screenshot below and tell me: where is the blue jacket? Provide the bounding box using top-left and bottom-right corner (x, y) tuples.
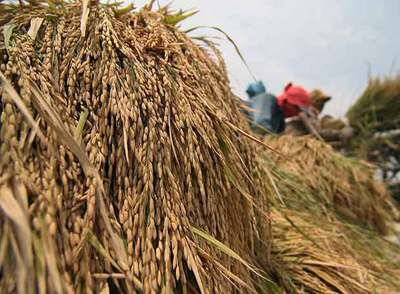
(245, 82), (285, 134)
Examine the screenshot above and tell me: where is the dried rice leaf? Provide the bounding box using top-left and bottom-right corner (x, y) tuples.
(40, 225), (63, 294)
(0, 185), (34, 294)
(32, 235), (47, 294)
(11, 179), (28, 213)
(80, 0), (90, 37)
(9, 230), (31, 294)
(27, 17), (43, 41)
(0, 222), (9, 267)
(186, 25), (257, 82)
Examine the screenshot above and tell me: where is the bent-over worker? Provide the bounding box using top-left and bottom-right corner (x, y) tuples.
(244, 81), (285, 135)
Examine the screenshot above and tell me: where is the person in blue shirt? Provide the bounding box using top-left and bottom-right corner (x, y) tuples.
(244, 81), (285, 135)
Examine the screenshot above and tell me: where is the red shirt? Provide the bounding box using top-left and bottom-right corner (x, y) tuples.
(278, 84), (312, 118)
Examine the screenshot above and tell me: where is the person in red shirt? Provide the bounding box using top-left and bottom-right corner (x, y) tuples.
(277, 83), (321, 138)
(277, 83), (313, 117)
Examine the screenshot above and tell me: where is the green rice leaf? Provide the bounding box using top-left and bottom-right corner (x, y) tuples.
(164, 9), (198, 26)
(74, 108), (89, 142)
(115, 3), (134, 16)
(86, 230), (121, 270)
(3, 23), (15, 52)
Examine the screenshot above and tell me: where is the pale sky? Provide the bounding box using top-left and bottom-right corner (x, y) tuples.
(135, 0), (400, 116)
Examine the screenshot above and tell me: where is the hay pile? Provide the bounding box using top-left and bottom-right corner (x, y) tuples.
(259, 136), (400, 293)
(347, 76), (400, 201)
(0, 1), (271, 292)
(347, 76), (400, 134)
(270, 209), (400, 293)
(263, 135), (397, 234)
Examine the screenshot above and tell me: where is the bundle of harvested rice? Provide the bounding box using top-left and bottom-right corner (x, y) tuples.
(347, 76), (400, 201)
(347, 76), (400, 134)
(263, 135), (397, 234)
(270, 208), (400, 294)
(255, 136), (400, 292)
(0, 1), (271, 292)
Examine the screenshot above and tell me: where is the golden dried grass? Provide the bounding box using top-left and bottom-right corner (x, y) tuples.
(258, 135), (400, 293)
(270, 208), (400, 294)
(263, 135), (397, 234)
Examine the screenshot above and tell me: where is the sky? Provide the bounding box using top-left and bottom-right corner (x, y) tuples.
(134, 0), (400, 116)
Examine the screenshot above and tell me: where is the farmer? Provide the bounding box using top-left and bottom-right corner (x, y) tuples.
(309, 88), (354, 144)
(277, 83), (321, 138)
(279, 84), (354, 144)
(310, 89), (332, 113)
(244, 81), (285, 135)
